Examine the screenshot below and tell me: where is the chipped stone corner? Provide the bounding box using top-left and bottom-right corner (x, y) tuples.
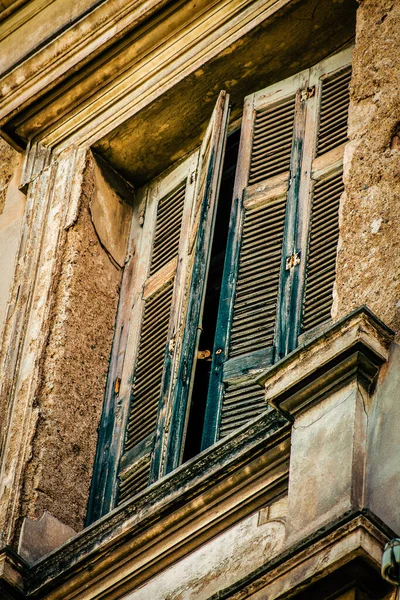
(18, 511), (76, 565)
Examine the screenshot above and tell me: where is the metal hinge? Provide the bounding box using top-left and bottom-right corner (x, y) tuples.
(300, 86), (315, 102)
(286, 252), (301, 271)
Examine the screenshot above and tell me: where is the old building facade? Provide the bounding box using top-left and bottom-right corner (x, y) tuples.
(0, 0), (399, 598)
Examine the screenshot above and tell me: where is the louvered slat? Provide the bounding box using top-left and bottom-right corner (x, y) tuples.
(302, 171), (343, 332)
(317, 67), (351, 156)
(229, 197), (286, 357)
(219, 381), (267, 439)
(248, 96), (296, 185)
(118, 455), (151, 505)
(124, 282), (174, 452)
(149, 183), (186, 275)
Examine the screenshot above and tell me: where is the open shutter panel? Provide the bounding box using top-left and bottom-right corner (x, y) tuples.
(301, 50), (352, 336)
(116, 175), (189, 506)
(149, 91), (231, 475)
(203, 70), (309, 447)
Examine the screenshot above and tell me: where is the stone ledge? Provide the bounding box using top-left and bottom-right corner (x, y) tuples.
(0, 546), (27, 599)
(212, 512), (394, 599)
(22, 410), (290, 599)
(259, 306), (393, 419)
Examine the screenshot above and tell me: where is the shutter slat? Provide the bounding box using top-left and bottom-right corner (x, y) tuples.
(118, 455), (151, 505)
(229, 197), (285, 358)
(219, 381), (267, 438)
(317, 67), (351, 156)
(302, 171), (343, 332)
(124, 282), (174, 453)
(149, 184), (185, 275)
(249, 96), (296, 184)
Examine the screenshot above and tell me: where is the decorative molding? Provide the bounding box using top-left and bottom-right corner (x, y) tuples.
(25, 410), (289, 599)
(0, 0), (172, 125)
(0, 0), (293, 148)
(0, 146), (88, 545)
(259, 306), (394, 419)
(213, 512), (393, 599)
(19, 141), (51, 192)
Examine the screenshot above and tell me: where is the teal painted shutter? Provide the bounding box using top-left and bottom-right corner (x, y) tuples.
(118, 185), (186, 503)
(158, 91), (231, 475)
(300, 51), (352, 336)
(203, 48), (352, 447)
(203, 69), (309, 447)
(88, 154), (198, 521)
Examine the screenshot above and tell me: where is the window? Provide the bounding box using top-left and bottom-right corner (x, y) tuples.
(87, 47), (351, 523)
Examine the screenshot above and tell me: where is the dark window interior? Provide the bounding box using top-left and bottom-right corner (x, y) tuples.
(182, 128), (241, 462)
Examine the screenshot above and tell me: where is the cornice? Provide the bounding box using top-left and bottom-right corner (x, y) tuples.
(24, 410), (290, 599)
(2, 0), (294, 152)
(0, 0), (290, 142)
(259, 306), (394, 419)
(0, 0), (172, 131)
(213, 511), (393, 599)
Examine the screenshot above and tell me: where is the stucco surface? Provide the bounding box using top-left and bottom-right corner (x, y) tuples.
(0, 137), (24, 339)
(334, 0), (400, 336)
(18, 155), (122, 533)
(123, 497), (287, 600)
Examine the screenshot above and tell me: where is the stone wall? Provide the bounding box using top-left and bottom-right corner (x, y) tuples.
(17, 154), (127, 537)
(334, 0), (400, 338)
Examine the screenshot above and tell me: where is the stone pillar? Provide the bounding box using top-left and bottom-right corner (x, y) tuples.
(0, 145), (129, 552)
(333, 0), (400, 539)
(260, 308), (393, 546)
(333, 0), (400, 336)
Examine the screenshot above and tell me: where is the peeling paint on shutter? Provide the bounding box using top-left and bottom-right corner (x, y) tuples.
(162, 91), (230, 474)
(317, 66), (351, 156)
(302, 171), (343, 332)
(112, 171), (190, 506)
(124, 281), (174, 453)
(229, 196), (286, 357)
(203, 72), (309, 449)
(248, 97), (296, 185)
(149, 184), (186, 275)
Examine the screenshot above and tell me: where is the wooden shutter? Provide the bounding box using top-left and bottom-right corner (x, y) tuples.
(156, 91), (230, 475)
(203, 70), (309, 448)
(203, 48), (352, 447)
(88, 154), (198, 521)
(116, 170), (195, 505)
(300, 49), (352, 337)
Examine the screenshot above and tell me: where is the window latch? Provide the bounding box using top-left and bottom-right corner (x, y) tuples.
(286, 252), (301, 271)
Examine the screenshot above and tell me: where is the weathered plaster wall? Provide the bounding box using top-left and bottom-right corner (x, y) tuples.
(122, 497), (287, 600)
(367, 342), (400, 535)
(18, 154), (124, 535)
(334, 0), (400, 336)
(0, 137), (25, 339)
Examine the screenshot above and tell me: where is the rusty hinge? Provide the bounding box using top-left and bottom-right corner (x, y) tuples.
(300, 86), (315, 102)
(286, 252), (301, 271)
